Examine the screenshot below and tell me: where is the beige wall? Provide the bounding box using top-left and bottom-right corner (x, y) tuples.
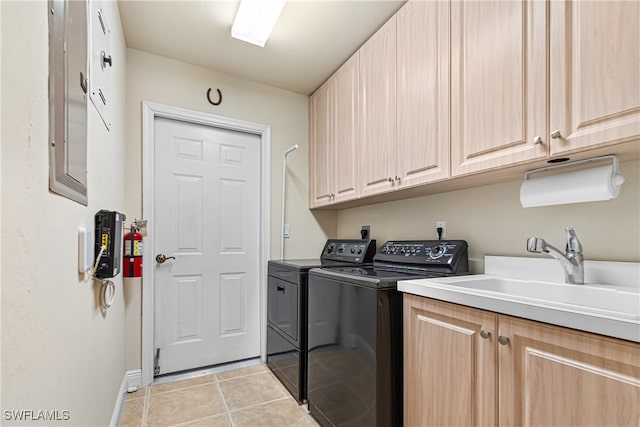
(1, 1), (128, 425)
(0, 0), (3, 409)
(124, 49), (335, 370)
(338, 160), (640, 272)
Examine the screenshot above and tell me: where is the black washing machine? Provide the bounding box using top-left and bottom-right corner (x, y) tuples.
(307, 240), (469, 427)
(267, 239), (376, 403)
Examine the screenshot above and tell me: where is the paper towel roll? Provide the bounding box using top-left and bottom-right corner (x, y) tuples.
(520, 164), (624, 208)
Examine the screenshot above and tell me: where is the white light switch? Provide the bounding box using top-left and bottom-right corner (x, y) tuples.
(283, 224), (290, 238)
(78, 228), (93, 273)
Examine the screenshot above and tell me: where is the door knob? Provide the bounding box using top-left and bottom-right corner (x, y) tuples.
(480, 330), (491, 339)
(498, 336), (510, 345)
(155, 254), (175, 264)
(550, 130), (562, 139)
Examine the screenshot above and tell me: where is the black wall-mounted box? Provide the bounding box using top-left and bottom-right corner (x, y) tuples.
(94, 210), (126, 279)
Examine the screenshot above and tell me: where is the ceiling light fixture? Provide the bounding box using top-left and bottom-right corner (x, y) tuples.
(231, 0), (287, 47)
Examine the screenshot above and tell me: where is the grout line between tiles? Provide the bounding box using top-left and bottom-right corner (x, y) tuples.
(141, 386), (150, 427)
(169, 416), (223, 427)
(215, 369), (270, 383)
(212, 374), (236, 427)
(137, 364), (311, 427)
(265, 370), (293, 395)
(149, 378), (216, 396)
(227, 396), (291, 415)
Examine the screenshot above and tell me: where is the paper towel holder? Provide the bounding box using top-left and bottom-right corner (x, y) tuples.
(523, 154), (625, 185)
(520, 154), (626, 208)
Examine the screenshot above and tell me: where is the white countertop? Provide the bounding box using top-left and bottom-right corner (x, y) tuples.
(398, 256), (640, 343)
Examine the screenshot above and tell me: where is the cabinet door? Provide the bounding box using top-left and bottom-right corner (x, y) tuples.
(404, 295), (497, 426)
(451, 0), (547, 176)
(359, 15), (397, 196)
(550, 1), (640, 155)
(397, 0), (450, 188)
(309, 81), (334, 208)
(332, 53), (359, 203)
(499, 315), (640, 426)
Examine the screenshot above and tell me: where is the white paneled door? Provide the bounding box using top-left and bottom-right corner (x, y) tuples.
(153, 117), (261, 375)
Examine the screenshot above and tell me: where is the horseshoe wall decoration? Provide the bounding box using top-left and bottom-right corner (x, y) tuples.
(207, 88), (222, 106)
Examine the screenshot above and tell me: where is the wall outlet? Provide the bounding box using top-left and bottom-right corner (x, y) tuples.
(436, 221), (446, 239)
(361, 225), (371, 240)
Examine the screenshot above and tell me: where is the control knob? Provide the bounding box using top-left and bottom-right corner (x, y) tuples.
(429, 245), (446, 259)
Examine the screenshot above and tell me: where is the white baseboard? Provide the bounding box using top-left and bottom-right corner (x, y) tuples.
(109, 372), (128, 427)
(109, 369), (143, 426)
(127, 369), (142, 389)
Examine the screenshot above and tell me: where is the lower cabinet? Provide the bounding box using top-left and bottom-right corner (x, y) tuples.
(499, 315), (640, 426)
(403, 294), (640, 426)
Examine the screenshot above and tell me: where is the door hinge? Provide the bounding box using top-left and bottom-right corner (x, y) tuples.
(154, 348), (161, 375)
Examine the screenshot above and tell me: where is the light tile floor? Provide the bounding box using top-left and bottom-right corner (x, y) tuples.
(120, 364), (319, 427)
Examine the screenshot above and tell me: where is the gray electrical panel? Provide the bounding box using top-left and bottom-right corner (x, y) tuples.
(48, 0), (88, 205)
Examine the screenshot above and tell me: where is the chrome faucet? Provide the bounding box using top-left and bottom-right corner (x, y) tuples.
(527, 227), (584, 284)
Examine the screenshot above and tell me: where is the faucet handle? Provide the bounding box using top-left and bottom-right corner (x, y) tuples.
(565, 227), (583, 253)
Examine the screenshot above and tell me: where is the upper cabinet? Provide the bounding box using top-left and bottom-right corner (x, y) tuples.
(309, 81), (333, 208)
(332, 54), (360, 204)
(396, 0), (450, 188)
(549, 0), (640, 155)
(308, 0), (639, 209)
(309, 54), (360, 208)
(359, 16), (398, 196)
(360, 0), (451, 197)
(450, 0), (640, 176)
(450, 0), (548, 176)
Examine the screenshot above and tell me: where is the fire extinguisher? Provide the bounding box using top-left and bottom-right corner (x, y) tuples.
(123, 221), (143, 278)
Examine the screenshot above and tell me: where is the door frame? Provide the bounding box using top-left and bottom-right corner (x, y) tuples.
(141, 101), (271, 386)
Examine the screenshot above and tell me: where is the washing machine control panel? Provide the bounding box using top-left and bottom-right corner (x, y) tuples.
(375, 240), (469, 273)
